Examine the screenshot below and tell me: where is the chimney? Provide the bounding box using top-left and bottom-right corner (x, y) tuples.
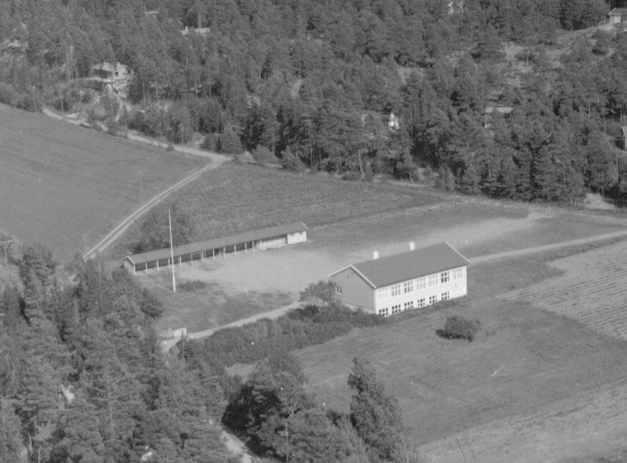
(372, 250), (380, 260)
(409, 241), (416, 251)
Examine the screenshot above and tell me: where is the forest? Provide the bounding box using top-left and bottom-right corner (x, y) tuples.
(1, 0), (626, 203)
(3, 2), (627, 460)
(0, 245), (418, 462)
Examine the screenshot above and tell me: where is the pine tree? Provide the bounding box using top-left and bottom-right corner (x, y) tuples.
(459, 159), (481, 194)
(0, 399), (25, 463)
(348, 357), (403, 462)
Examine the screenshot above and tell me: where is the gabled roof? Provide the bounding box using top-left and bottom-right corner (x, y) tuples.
(330, 242), (470, 289)
(610, 7), (627, 15)
(125, 222), (307, 265)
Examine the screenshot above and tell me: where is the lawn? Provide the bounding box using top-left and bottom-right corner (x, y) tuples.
(113, 162), (441, 256)
(138, 271), (293, 332)
(0, 104), (204, 261)
(293, 245), (627, 445)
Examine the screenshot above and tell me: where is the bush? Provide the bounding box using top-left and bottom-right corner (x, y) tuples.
(178, 280), (209, 292)
(299, 281), (340, 305)
(592, 34), (611, 55)
(201, 132), (219, 151)
(436, 315), (480, 342)
(280, 147), (306, 172)
(0, 82), (20, 106)
(184, 304), (383, 369)
(166, 103), (193, 144)
(251, 145), (279, 165)
(218, 126), (243, 154)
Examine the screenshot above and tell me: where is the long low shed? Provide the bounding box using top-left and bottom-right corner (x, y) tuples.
(123, 222), (308, 273)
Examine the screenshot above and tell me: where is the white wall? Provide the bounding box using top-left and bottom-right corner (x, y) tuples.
(287, 230), (307, 244)
(374, 266), (467, 315)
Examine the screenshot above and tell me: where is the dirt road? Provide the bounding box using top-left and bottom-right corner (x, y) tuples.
(82, 160), (225, 260)
(469, 229), (627, 264)
(41, 107), (230, 260)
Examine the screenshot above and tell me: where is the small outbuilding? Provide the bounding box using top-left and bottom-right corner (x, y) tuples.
(124, 222), (308, 273)
(329, 242), (470, 316)
(609, 7), (627, 25)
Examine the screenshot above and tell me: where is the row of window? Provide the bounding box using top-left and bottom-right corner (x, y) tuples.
(386, 269), (462, 298)
(378, 291), (450, 317)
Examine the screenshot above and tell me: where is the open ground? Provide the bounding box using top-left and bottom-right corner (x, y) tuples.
(290, 240), (627, 463)
(127, 166), (627, 462)
(136, 181), (627, 334)
(0, 103), (205, 261)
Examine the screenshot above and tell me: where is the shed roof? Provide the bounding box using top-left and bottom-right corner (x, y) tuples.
(331, 242), (469, 288)
(125, 222), (307, 265)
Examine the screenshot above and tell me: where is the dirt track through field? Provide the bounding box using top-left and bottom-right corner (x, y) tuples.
(469, 229), (627, 264)
(82, 157), (227, 260)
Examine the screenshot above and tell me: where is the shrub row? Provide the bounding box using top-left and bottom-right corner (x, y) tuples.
(183, 304), (382, 369)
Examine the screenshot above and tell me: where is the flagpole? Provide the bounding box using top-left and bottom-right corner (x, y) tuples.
(168, 208), (176, 293)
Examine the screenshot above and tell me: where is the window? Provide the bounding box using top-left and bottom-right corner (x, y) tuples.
(428, 274), (438, 287)
(403, 280), (414, 293)
(378, 308), (389, 317)
(454, 268), (464, 280)
(391, 284), (401, 296)
(392, 304), (402, 314)
(417, 298), (426, 308)
(428, 295), (438, 305)
(416, 277), (426, 289)
(441, 291), (449, 301)
(404, 301), (414, 311)
(336, 286), (343, 294)
(440, 271), (450, 284)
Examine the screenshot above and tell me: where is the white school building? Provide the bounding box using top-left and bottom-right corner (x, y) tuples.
(329, 242), (469, 316)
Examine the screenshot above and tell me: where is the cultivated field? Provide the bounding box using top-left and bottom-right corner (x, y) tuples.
(114, 162), (442, 256)
(502, 240), (627, 341)
(0, 104), (204, 261)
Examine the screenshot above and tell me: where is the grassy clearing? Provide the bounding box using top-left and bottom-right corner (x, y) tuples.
(293, 243), (627, 445)
(0, 104), (203, 261)
(138, 271), (292, 332)
(297, 297), (627, 446)
(113, 163), (441, 256)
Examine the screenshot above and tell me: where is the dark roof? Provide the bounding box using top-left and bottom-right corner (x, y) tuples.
(610, 7), (627, 15)
(125, 222), (307, 264)
(333, 242), (469, 288)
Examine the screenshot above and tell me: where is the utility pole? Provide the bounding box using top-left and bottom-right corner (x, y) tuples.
(168, 208), (176, 293)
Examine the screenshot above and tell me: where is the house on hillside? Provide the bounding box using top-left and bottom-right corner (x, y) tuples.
(123, 222), (308, 273)
(609, 7), (627, 25)
(89, 62), (132, 98)
(329, 242), (470, 316)
(483, 104), (513, 129)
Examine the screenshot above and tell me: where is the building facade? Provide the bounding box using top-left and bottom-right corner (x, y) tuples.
(329, 242), (469, 316)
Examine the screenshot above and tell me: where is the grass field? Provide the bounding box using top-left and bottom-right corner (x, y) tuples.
(289, 243), (627, 455)
(113, 162), (442, 256)
(0, 104), (204, 261)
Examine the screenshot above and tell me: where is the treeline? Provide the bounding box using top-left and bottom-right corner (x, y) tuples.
(0, 244), (230, 462)
(1, 0), (625, 203)
(222, 353), (413, 462)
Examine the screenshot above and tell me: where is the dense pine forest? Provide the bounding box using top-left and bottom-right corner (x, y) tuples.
(0, 245), (416, 462)
(1, 0), (627, 203)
